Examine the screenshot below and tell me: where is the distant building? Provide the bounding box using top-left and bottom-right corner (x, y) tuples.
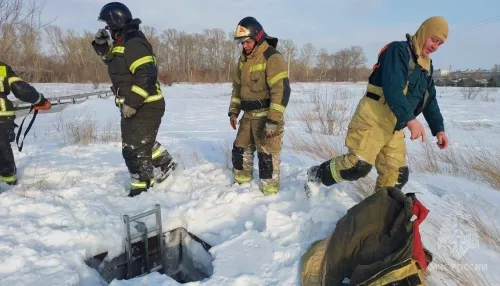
(435, 69), (450, 77)
(456, 77), (483, 87)
(448, 69), (498, 81)
(487, 76), (500, 87)
(434, 78), (455, 87)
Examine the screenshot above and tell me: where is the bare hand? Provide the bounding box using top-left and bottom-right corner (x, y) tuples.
(407, 119), (426, 143)
(436, 131), (449, 149)
(230, 115), (238, 130)
(264, 120), (278, 138)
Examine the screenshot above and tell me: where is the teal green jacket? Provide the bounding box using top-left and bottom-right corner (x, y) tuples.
(368, 37), (444, 136)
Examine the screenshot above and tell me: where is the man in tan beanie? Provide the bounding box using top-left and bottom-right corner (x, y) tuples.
(305, 16), (450, 195)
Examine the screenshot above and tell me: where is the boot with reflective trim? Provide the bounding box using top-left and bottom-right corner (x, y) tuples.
(261, 181), (279, 195)
(156, 160), (178, 184)
(128, 188), (147, 197)
(0, 175), (17, 186)
(128, 177), (154, 197)
(233, 170), (252, 184)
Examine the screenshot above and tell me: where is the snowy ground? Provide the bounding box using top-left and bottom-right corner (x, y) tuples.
(0, 82), (499, 285)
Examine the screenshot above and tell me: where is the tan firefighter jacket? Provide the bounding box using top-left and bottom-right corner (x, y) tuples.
(228, 41), (290, 123)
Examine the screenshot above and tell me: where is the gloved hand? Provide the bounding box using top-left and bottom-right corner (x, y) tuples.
(122, 104), (136, 118)
(94, 28), (110, 45)
(33, 94), (51, 111)
(92, 29), (110, 56)
(264, 119), (279, 138)
(229, 114), (238, 130)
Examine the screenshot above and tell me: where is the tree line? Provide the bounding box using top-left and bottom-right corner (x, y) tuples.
(0, 0), (371, 84)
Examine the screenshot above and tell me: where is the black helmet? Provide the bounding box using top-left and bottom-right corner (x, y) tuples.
(234, 17), (278, 48)
(98, 2), (132, 30)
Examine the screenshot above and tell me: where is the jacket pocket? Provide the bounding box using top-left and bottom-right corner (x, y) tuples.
(108, 54), (127, 77)
(345, 120), (371, 151)
(250, 71), (266, 92)
(407, 69), (427, 98)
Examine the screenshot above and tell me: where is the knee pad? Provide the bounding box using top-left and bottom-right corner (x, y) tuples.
(258, 152), (273, 180)
(232, 144), (245, 170)
(339, 160), (372, 181)
(122, 146), (135, 161)
(395, 166), (409, 189)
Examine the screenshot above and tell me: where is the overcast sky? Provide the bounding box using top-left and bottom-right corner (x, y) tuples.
(42, 0), (500, 71)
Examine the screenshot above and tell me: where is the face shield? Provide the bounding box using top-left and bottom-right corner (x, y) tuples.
(97, 17), (119, 40)
(234, 36), (251, 45)
(234, 24), (253, 44)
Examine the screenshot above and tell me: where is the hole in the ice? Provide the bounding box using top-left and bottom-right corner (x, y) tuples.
(85, 227), (214, 283)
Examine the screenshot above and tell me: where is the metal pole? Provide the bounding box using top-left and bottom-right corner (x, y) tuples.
(155, 204), (166, 273)
(123, 214), (133, 279)
(129, 209), (157, 221)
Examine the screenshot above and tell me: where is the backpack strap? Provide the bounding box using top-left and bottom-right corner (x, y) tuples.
(403, 45), (417, 95)
(406, 45), (432, 114)
(406, 46), (416, 81)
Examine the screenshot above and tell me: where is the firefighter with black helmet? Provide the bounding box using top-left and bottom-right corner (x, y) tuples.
(228, 16), (291, 195)
(0, 62), (51, 186)
(92, 2), (177, 197)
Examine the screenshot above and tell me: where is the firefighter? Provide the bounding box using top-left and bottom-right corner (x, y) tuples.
(229, 17), (291, 195)
(0, 62), (51, 186)
(306, 16), (450, 194)
(92, 2), (177, 197)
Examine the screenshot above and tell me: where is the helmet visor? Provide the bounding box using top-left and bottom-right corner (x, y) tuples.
(234, 36), (252, 44)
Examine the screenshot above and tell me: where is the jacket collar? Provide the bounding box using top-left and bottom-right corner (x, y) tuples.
(242, 41), (269, 60)
(406, 33), (431, 72)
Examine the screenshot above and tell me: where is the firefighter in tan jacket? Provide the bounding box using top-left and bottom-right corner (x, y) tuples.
(229, 17), (291, 195)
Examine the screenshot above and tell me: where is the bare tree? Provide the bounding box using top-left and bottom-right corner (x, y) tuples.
(492, 64), (500, 76)
(347, 46), (367, 82)
(0, 2), (374, 84)
(224, 30), (240, 82)
(0, 0), (48, 66)
(142, 26), (161, 57)
(316, 48), (332, 81)
(276, 39), (297, 79)
(461, 86), (483, 100)
(299, 42), (317, 81)
(332, 46), (367, 82)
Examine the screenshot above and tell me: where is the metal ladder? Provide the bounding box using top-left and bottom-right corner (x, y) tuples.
(123, 204), (166, 279)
